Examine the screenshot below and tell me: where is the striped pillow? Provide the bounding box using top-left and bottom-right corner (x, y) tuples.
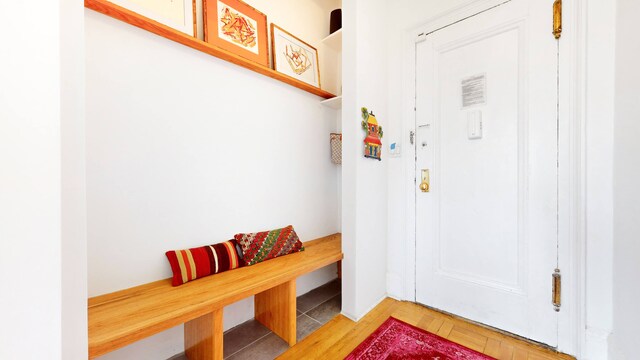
(234, 225), (304, 266)
(165, 240), (242, 286)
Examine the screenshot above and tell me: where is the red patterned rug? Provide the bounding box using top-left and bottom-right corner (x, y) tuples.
(345, 317), (495, 360)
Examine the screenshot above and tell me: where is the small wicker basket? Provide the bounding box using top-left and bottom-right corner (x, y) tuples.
(330, 133), (342, 165)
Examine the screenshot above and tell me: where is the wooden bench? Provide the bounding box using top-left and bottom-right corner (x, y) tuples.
(88, 233), (343, 359)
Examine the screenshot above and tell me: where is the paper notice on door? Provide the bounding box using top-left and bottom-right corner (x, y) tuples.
(461, 74), (487, 108)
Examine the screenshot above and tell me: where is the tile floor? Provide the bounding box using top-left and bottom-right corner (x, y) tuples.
(169, 279), (341, 360)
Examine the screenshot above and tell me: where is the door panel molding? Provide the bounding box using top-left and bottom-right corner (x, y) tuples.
(429, 21), (529, 295)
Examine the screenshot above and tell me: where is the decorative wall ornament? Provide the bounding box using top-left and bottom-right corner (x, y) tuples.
(203, 0), (269, 66)
(361, 107), (383, 161)
(271, 24), (321, 88)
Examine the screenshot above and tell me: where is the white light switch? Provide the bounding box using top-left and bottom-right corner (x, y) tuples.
(467, 111), (483, 140)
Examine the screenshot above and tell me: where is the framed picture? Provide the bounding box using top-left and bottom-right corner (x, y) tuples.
(271, 24), (321, 88)
(203, 0), (269, 67)
(110, 0), (196, 36)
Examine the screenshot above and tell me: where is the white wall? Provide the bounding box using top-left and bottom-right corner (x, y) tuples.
(0, 0), (76, 358)
(341, 0), (388, 320)
(340, 0), (359, 319)
(62, 0), (89, 359)
(582, 0), (616, 357)
(85, 1), (341, 358)
(611, 1), (640, 358)
(1, 1), (86, 358)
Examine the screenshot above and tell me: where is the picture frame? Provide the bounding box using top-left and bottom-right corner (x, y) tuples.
(203, 0), (269, 67)
(271, 24), (321, 88)
(109, 0), (196, 36)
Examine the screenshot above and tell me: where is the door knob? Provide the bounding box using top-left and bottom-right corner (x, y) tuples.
(419, 169), (430, 193)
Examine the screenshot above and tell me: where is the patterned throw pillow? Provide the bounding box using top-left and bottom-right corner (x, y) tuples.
(234, 225), (304, 266)
(165, 240), (243, 286)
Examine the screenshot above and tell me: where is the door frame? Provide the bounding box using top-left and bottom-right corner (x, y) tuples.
(399, 0), (586, 356)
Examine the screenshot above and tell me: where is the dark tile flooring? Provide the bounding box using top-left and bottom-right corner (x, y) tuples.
(169, 279), (341, 360)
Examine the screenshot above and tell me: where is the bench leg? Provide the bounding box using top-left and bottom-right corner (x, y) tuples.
(255, 279), (297, 346)
(184, 308), (223, 360)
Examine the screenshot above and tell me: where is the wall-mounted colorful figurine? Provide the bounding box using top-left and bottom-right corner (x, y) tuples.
(361, 107), (383, 161)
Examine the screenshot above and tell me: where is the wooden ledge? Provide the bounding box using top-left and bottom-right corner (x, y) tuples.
(85, 0), (337, 100)
(88, 233), (342, 358)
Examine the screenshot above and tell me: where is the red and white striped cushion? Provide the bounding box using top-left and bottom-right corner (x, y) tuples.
(165, 240), (242, 286)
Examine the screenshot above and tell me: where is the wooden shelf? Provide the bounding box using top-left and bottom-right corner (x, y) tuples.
(85, 0), (337, 100)
(322, 29), (342, 51)
(321, 95), (342, 109)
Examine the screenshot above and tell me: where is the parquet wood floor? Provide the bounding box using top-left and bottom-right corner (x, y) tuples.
(278, 298), (575, 360)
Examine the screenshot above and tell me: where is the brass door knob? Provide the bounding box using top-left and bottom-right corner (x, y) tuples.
(420, 181), (430, 192)
(419, 169), (430, 193)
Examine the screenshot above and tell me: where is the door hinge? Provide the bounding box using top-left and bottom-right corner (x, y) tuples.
(553, 0), (562, 39)
(552, 268), (561, 312)
(410, 131), (415, 145)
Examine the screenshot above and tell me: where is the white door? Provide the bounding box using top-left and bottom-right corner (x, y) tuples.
(415, 0), (559, 346)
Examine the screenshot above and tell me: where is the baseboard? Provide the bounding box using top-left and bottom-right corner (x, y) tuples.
(341, 294), (388, 322)
(386, 294), (403, 302)
(386, 273), (405, 300)
(584, 327), (611, 360)
(341, 310), (359, 322)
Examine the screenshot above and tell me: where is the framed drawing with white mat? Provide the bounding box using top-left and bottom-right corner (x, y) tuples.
(109, 0), (196, 36)
(271, 24), (321, 89)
